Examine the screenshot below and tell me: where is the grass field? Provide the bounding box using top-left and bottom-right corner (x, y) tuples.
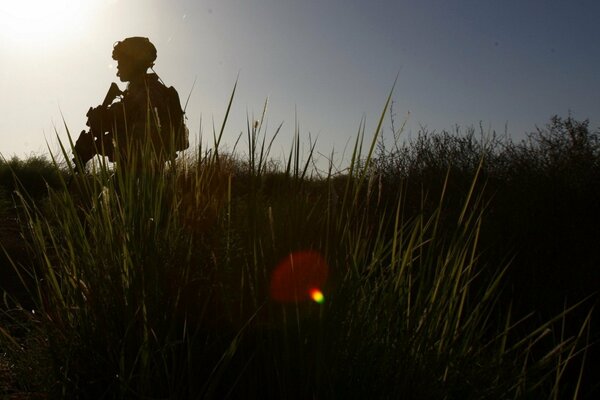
(0, 98), (597, 398)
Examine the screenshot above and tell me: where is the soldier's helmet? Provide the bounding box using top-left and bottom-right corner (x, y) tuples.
(112, 37), (157, 69)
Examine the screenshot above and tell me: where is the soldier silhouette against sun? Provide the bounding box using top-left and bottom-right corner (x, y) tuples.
(73, 37), (189, 172)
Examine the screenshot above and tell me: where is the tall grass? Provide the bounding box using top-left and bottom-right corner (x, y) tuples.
(0, 92), (593, 398)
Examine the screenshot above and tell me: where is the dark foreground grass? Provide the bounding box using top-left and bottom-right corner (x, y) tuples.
(0, 105), (596, 398)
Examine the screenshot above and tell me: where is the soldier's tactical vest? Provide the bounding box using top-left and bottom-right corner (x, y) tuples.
(119, 74), (189, 160)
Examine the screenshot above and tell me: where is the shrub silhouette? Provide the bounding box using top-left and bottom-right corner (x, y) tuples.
(0, 155), (64, 209)
(372, 114), (600, 397)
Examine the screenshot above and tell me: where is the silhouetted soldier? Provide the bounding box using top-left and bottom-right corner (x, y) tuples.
(73, 36), (189, 172)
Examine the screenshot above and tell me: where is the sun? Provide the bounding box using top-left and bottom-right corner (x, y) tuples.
(0, 0), (94, 45)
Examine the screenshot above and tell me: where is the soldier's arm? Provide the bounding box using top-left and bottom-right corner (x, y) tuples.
(72, 130), (96, 171)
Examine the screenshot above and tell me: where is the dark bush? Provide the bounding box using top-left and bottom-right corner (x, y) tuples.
(372, 114), (600, 398)
(373, 114), (600, 309)
(0, 155), (64, 208)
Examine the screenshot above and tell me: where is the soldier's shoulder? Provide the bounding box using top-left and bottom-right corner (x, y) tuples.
(147, 73), (167, 88)
(147, 74), (172, 96)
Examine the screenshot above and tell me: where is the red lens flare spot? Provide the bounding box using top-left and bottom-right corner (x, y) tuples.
(270, 250), (329, 303)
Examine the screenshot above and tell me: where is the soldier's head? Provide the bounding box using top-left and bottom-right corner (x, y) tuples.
(112, 37), (157, 82)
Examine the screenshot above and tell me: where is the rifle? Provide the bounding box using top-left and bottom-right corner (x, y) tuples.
(72, 83), (123, 172)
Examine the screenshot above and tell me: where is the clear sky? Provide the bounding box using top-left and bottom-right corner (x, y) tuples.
(1, 0), (599, 168)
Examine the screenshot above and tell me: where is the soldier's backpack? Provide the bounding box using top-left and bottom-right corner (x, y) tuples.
(160, 85), (189, 152)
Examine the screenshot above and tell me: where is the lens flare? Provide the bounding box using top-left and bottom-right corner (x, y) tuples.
(309, 288), (325, 304)
(270, 250), (329, 303)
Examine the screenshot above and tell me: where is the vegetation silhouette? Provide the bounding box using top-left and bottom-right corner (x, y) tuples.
(0, 77), (597, 398)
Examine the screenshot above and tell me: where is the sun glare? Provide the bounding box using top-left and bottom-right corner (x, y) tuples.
(0, 0), (94, 45)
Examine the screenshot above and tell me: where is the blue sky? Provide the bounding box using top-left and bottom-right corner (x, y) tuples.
(1, 0), (598, 168)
